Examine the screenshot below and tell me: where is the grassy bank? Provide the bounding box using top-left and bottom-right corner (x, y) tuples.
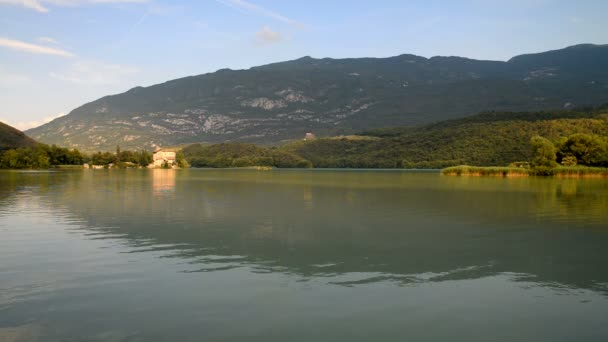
(442, 166), (529, 177)
(442, 165), (608, 177)
(552, 166), (608, 177)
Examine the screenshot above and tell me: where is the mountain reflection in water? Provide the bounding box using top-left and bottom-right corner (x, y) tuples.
(1, 169), (608, 341)
(2, 170), (607, 289)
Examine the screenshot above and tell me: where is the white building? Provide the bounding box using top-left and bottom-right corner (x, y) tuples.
(150, 149), (177, 168)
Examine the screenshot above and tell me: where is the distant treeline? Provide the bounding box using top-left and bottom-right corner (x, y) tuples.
(88, 149), (154, 168)
(182, 143), (312, 168)
(0, 145), (85, 169)
(0, 144), (154, 169)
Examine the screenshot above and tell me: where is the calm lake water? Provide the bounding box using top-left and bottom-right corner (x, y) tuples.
(1, 169), (607, 341)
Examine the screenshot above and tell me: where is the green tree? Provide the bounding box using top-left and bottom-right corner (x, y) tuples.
(530, 135), (557, 168)
(175, 151), (189, 168)
(91, 151), (117, 166)
(272, 151), (313, 168)
(556, 133), (608, 166)
(561, 155), (577, 166)
(137, 150), (153, 167)
(0, 149), (19, 168)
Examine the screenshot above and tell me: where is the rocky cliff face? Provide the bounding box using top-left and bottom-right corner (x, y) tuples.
(27, 44), (608, 151)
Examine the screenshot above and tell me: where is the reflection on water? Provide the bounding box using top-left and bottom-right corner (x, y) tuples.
(1, 170), (608, 341)
(152, 169), (176, 197)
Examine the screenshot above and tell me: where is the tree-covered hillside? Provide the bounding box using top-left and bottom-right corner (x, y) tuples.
(27, 44), (608, 151)
(183, 143), (312, 168)
(181, 106), (608, 169)
(0, 121), (37, 151)
(285, 106), (608, 168)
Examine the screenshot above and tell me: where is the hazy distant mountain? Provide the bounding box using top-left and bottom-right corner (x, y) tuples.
(0, 121), (37, 151)
(27, 44), (608, 151)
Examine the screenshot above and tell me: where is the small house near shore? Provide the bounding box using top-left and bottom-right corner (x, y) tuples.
(150, 148), (177, 168)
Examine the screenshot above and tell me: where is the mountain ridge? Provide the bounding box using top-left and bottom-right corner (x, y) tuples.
(27, 43), (608, 151)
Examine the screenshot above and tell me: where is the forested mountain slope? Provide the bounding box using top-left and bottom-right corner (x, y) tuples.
(284, 106), (608, 168)
(0, 121), (37, 151)
(27, 44), (608, 151)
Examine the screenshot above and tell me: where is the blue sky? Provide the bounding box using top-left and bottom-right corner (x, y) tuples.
(1, 0), (607, 130)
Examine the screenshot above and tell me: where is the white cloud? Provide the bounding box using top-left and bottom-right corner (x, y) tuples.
(0, 0), (48, 12)
(50, 61), (139, 85)
(0, 37), (74, 57)
(0, 0), (147, 13)
(215, 0), (299, 25)
(255, 26), (283, 45)
(0, 0), (43, 12)
(7, 112), (66, 131)
(38, 36), (59, 44)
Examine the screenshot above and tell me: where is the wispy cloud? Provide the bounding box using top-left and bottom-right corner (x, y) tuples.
(0, 0), (147, 13)
(215, 0), (299, 25)
(255, 26), (283, 45)
(7, 112), (66, 130)
(0, 37), (74, 57)
(50, 61), (139, 85)
(0, 0), (48, 12)
(38, 36), (59, 44)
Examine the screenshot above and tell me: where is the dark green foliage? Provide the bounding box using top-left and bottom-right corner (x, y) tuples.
(0, 144), (84, 169)
(530, 136), (558, 167)
(183, 142), (311, 168)
(287, 107), (608, 168)
(137, 150), (153, 167)
(0, 121), (37, 151)
(271, 150), (312, 168)
(0, 123), (85, 169)
(184, 143), (272, 168)
(90, 152), (117, 166)
(175, 151), (188, 168)
(47, 145), (84, 165)
(282, 139), (403, 168)
(0, 122), (152, 169)
(529, 166), (557, 176)
(561, 155), (578, 166)
(556, 133), (608, 166)
(117, 150), (153, 167)
(89, 149), (153, 167)
(0, 146), (50, 169)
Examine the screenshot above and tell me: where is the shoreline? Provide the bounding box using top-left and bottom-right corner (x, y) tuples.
(442, 165), (608, 178)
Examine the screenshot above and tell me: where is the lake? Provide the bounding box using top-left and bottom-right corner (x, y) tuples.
(1, 169), (607, 341)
